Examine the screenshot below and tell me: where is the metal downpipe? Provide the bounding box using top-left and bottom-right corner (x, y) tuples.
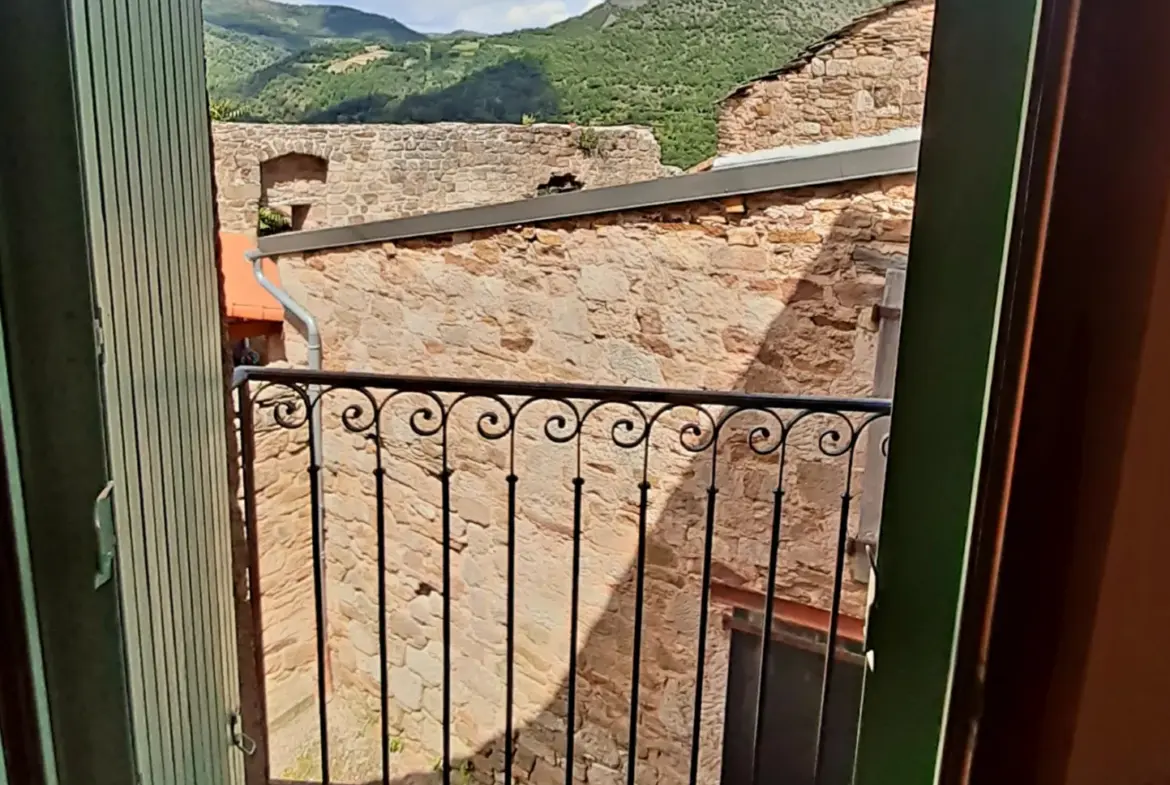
(244, 248), (330, 689)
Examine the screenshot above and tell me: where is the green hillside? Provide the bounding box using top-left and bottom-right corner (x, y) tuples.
(204, 0), (881, 168)
(204, 23), (287, 90)
(204, 0), (423, 49)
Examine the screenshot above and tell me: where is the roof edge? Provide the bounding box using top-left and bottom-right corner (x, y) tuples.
(256, 132), (920, 258)
(719, 0), (919, 104)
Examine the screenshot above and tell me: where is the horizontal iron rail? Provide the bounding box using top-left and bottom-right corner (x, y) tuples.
(232, 365), (892, 414)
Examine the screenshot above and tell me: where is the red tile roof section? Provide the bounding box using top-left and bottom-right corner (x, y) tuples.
(220, 232), (285, 323)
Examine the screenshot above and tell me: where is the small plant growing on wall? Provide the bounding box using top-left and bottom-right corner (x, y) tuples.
(576, 126), (602, 157)
(208, 98), (244, 122)
(257, 206), (291, 237)
(280, 748), (317, 781)
(432, 757), (474, 785)
(521, 113), (538, 126)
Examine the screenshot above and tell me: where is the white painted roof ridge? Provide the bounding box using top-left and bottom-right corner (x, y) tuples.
(711, 127), (923, 171)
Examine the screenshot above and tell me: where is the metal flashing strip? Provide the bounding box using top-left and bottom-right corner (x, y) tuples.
(256, 133), (920, 257)
(711, 127), (922, 171)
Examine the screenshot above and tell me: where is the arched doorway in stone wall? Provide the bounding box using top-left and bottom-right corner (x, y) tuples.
(260, 152), (329, 233)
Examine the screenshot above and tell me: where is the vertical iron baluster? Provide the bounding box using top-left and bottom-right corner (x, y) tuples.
(627, 459), (651, 785)
(236, 383), (270, 783)
(307, 405), (330, 785)
(688, 432), (719, 785)
(310, 381), (331, 699)
(564, 462), (585, 785)
(505, 430), (518, 785)
(374, 418), (389, 785)
(812, 444), (859, 784)
(440, 435), (453, 785)
(751, 436), (789, 785)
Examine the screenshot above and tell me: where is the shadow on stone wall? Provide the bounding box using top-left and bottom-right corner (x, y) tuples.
(278, 203), (896, 785)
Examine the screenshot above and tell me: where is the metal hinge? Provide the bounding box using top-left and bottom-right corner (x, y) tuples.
(863, 541), (878, 672)
(230, 711), (257, 756)
(848, 532), (879, 583)
(94, 306), (106, 366)
(93, 481), (116, 588)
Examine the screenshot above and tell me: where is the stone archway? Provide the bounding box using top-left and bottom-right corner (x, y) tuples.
(260, 152), (329, 232)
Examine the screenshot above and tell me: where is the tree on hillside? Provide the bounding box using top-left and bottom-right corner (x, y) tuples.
(208, 98), (244, 121)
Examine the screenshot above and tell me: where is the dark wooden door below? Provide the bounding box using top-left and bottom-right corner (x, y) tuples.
(720, 611), (865, 785)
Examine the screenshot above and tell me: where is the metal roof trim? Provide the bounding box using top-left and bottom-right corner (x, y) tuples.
(256, 132), (920, 257)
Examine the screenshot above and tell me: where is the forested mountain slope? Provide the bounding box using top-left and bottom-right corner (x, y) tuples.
(204, 0), (881, 167)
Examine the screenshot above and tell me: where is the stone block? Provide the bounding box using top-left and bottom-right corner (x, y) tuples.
(578, 265), (631, 301)
(348, 619), (379, 657)
(767, 229), (822, 244)
(389, 610), (427, 648)
(388, 666), (424, 711)
(726, 227), (758, 246)
(406, 641), (444, 687)
(587, 765), (623, 785)
(711, 246), (769, 272)
(530, 760), (565, 785)
(833, 280), (884, 308)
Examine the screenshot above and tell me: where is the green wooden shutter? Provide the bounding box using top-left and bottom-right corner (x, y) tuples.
(69, 0), (242, 782)
(3, 0), (140, 781)
(853, 0), (1044, 781)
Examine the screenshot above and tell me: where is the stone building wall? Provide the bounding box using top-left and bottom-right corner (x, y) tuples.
(245, 174), (914, 782)
(213, 122), (670, 237)
(717, 0), (934, 155)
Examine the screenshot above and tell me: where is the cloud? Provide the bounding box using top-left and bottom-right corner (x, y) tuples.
(505, 1), (571, 28)
(453, 0), (575, 31)
(282, 0), (603, 34)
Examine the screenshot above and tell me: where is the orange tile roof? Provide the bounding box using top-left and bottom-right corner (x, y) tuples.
(220, 232), (285, 323)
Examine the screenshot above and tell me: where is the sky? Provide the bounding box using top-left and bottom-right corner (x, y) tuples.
(286, 0), (606, 35)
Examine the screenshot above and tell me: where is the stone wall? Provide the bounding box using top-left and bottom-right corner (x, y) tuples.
(214, 122), (670, 236)
(245, 174), (914, 782)
(717, 0), (934, 155)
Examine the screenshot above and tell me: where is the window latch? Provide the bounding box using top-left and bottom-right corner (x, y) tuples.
(230, 712), (257, 756)
(93, 481), (116, 589)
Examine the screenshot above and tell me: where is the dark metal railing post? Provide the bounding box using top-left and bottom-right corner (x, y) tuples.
(233, 382), (270, 785)
(504, 464), (518, 785)
(307, 408), (330, 784)
(439, 462), (453, 785)
(813, 482), (855, 785)
(626, 475), (651, 785)
(373, 423), (389, 785)
(751, 443), (789, 785)
(688, 477), (718, 785)
(564, 473), (585, 785)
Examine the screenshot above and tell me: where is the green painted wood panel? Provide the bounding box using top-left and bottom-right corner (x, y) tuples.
(0, 174), (59, 785)
(0, 0), (139, 780)
(0, 287), (60, 785)
(69, 0), (244, 782)
(853, 0), (1043, 781)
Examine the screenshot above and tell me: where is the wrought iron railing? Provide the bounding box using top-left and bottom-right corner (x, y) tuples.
(232, 366), (891, 785)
